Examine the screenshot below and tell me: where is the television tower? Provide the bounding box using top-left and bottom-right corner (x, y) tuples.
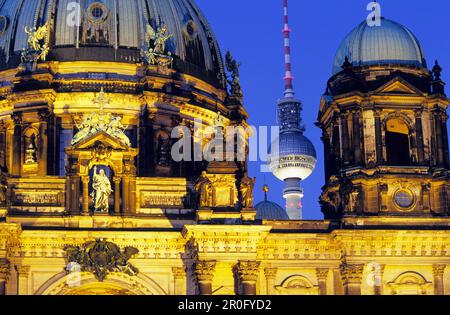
(269, 0), (317, 220)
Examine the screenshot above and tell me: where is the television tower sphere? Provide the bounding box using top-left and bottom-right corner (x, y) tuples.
(269, 128), (317, 182)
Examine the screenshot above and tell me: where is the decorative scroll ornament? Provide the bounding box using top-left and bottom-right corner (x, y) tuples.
(71, 88), (131, 147)
(21, 23), (49, 63)
(142, 24), (173, 67)
(64, 239), (139, 282)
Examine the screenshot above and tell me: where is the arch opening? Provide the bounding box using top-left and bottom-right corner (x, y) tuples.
(385, 118), (411, 166)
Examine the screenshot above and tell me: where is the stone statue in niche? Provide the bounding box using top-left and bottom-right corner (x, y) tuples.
(195, 172), (212, 208)
(157, 136), (171, 167)
(91, 166), (112, 213)
(240, 176), (256, 208)
(24, 135), (37, 164)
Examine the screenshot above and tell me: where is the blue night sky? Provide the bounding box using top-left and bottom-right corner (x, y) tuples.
(196, 0), (450, 219)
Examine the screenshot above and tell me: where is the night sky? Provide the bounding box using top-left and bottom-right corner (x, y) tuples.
(196, 0), (450, 219)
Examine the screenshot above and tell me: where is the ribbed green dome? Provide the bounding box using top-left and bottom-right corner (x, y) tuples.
(333, 18), (427, 74)
(0, 0), (225, 86)
(255, 200), (289, 221)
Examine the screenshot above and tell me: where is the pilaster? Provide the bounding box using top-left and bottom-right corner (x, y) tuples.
(236, 261), (260, 295)
(340, 263), (364, 295)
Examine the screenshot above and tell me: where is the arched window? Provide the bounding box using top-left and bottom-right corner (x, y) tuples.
(385, 118), (411, 165)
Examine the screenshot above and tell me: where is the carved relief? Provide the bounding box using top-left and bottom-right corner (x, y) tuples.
(64, 239), (139, 282)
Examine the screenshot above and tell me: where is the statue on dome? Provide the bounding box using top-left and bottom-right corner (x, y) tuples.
(225, 51), (243, 98)
(21, 23), (49, 64)
(142, 23), (173, 67)
(91, 166), (112, 213)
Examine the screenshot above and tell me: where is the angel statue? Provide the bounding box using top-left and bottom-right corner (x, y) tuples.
(106, 116), (131, 147)
(22, 23), (49, 63)
(146, 24), (173, 55)
(142, 23), (173, 66)
(91, 166), (113, 213)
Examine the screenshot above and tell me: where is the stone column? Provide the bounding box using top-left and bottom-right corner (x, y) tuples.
(264, 268), (278, 295)
(373, 264), (385, 295)
(434, 111), (445, 166)
(11, 114), (22, 176)
(352, 110), (362, 165)
(113, 177), (121, 214)
(172, 267), (186, 295)
(0, 258), (10, 295)
(236, 261), (261, 295)
(341, 112), (351, 165)
(0, 121), (6, 169)
(15, 265), (30, 295)
(441, 113), (449, 167)
(194, 261), (216, 295)
(374, 109), (383, 165)
(340, 263), (364, 295)
(122, 177), (130, 213)
(432, 264), (446, 295)
(322, 132), (332, 180)
(38, 111), (49, 176)
(331, 119), (341, 173)
(81, 176), (90, 215)
(316, 268), (330, 295)
(414, 109), (425, 164)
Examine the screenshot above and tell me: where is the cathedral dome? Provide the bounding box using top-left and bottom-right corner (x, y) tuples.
(255, 200), (289, 221)
(0, 0), (225, 87)
(255, 186), (289, 221)
(332, 18), (427, 75)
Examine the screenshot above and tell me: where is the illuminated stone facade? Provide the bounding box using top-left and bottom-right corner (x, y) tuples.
(0, 1), (448, 296)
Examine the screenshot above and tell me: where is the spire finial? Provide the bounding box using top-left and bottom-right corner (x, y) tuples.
(262, 184), (269, 202)
(283, 0), (295, 98)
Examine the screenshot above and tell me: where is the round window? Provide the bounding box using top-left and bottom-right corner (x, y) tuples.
(184, 20), (197, 39)
(394, 189), (415, 209)
(92, 6), (104, 19)
(87, 2), (108, 23)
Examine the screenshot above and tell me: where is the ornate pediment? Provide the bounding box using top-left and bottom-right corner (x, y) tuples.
(375, 78), (423, 95)
(71, 88), (131, 148)
(71, 131), (129, 151)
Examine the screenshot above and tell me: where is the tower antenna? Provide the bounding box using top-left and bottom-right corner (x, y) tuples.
(283, 0), (295, 98)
